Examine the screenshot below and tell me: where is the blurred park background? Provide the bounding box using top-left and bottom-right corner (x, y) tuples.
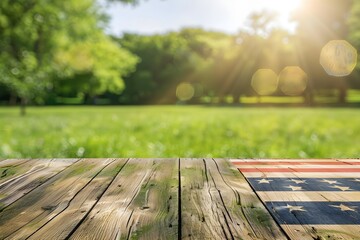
(0, 0), (360, 159)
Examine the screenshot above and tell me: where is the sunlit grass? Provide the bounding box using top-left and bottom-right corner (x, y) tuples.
(348, 90), (360, 103)
(240, 90), (360, 104)
(240, 96), (304, 104)
(0, 106), (359, 159)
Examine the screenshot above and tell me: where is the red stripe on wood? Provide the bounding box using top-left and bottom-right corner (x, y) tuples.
(232, 161), (360, 165)
(238, 168), (360, 172)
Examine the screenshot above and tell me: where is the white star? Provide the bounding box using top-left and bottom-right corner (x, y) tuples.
(330, 204), (357, 212)
(331, 185), (352, 191)
(286, 185), (303, 191)
(257, 179), (272, 184)
(320, 179), (338, 185)
(289, 179), (306, 184)
(284, 204), (306, 213)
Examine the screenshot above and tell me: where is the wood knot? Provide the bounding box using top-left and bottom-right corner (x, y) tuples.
(41, 205), (56, 211)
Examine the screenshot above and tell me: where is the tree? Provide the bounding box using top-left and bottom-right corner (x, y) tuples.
(0, 0), (60, 114)
(293, 0), (353, 103)
(0, 0), (138, 113)
(178, 28), (235, 103)
(348, 0), (360, 90)
(220, 12), (295, 103)
(118, 28), (230, 104)
(54, 34), (138, 103)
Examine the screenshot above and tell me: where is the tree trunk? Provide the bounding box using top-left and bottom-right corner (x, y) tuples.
(336, 78), (348, 104)
(257, 95), (261, 104)
(20, 98), (27, 116)
(232, 94), (240, 104)
(9, 93), (17, 106)
(304, 90), (314, 106)
(218, 95), (226, 104)
(338, 87), (347, 104)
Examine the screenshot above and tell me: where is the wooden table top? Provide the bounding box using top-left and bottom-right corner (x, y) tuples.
(0, 158), (359, 240)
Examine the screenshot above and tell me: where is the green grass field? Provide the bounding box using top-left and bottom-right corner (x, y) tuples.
(0, 106), (359, 159)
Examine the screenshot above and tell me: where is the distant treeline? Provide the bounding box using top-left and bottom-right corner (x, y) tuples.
(1, 0), (360, 111)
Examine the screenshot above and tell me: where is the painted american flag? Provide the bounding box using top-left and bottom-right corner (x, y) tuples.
(230, 159), (360, 240)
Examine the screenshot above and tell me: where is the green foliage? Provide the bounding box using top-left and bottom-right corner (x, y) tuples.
(0, 0), (138, 110)
(0, 0), (62, 104)
(116, 15), (299, 105)
(1, 0), (359, 107)
(0, 106), (360, 158)
(118, 28), (236, 104)
(293, 0), (354, 103)
(348, 0), (360, 89)
(349, 0), (360, 49)
(55, 35), (138, 97)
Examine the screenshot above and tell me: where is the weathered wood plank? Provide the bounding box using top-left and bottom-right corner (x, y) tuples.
(0, 159), (79, 209)
(0, 159), (29, 168)
(284, 225), (360, 240)
(12, 158), (128, 240)
(8, 158), (360, 240)
(232, 159), (360, 240)
(0, 158), (114, 239)
(69, 158), (179, 240)
(233, 159), (360, 178)
(180, 158), (286, 239)
(258, 174), (360, 240)
(0, 159), (32, 184)
(214, 159), (288, 240)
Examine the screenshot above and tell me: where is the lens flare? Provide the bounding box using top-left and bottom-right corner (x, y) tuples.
(279, 66), (308, 96)
(251, 69), (278, 95)
(320, 40), (358, 77)
(176, 83), (195, 101)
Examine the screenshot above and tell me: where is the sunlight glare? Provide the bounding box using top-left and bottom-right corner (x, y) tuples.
(320, 40), (358, 77)
(228, 0), (302, 32)
(251, 69), (278, 95)
(176, 83), (195, 101)
(268, 0), (301, 15)
(279, 66), (308, 96)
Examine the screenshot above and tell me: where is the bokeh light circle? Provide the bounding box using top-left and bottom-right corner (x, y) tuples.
(251, 69), (278, 95)
(320, 40), (358, 77)
(279, 66), (308, 96)
(176, 82), (195, 101)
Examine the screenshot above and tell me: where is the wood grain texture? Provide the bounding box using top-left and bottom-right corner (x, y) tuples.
(280, 224), (360, 240)
(69, 158), (179, 240)
(231, 159), (360, 240)
(5, 158), (356, 240)
(213, 158), (288, 240)
(0, 159), (28, 168)
(0, 158), (114, 239)
(0, 159), (33, 184)
(0, 159), (78, 209)
(180, 158), (286, 240)
(284, 225), (360, 240)
(15, 158), (128, 240)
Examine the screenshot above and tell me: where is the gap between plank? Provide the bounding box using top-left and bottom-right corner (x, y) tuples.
(64, 158), (130, 240)
(237, 166), (290, 240)
(0, 158), (82, 213)
(24, 158), (118, 239)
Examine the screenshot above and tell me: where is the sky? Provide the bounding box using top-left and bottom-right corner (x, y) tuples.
(104, 0), (302, 35)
